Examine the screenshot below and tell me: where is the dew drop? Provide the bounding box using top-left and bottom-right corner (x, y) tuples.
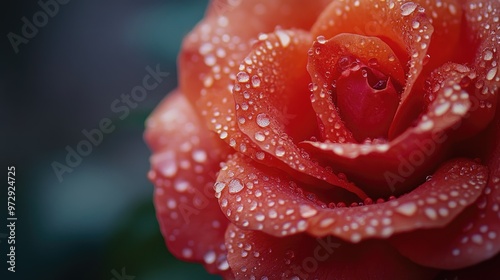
(204, 55), (216, 66)
(199, 42), (213, 54)
(448, 4), (457, 15)
(255, 213), (265, 221)
(160, 161), (177, 178)
(486, 67), (497, 81)
(256, 152), (265, 160)
(419, 119), (434, 131)
(214, 182), (226, 193)
(395, 202), (417, 216)
(452, 102), (468, 115)
(204, 251), (216, 264)
(316, 35), (327, 44)
(251, 75), (261, 88)
(424, 208), (437, 220)
(192, 149), (207, 163)
(269, 209), (278, 219)
(434, 102), (450, 116)
(483, 50), (493, 61)
(401, 2), (418, 16)
(175, 179), (189, 192)
(254, 132), (266, 142)
(237, 72), (250, 83)
(276, 30), (291, 47)
(299, 205), (318, 218)
(182, 248), (193, 258)
(228, 179), (244, 194)
(218, 260), (229, 270)
(256, 113), (270, 128)
(275, 146), (286, 157)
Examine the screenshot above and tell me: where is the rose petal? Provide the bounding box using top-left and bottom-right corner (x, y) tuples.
(178, 0), (366, 198)
(215, 153), (487, 244)
(307, 33), (405, 142)
(412, 0), (463, 69)
(391, 111), (500, 270)
(179, 0), (332, 135)
(302, 63), (474, 197)
(224, 224), (437, 279)
(455, 0), (499, 137)
(145, 91), (232, 275)
(311, 0), (437, 138)
(391, 0), (467, 137)
(232, 29), (367, 198)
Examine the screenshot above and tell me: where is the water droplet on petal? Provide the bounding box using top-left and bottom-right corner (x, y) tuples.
(204, 251), (216, 264)
(228, 179), (244, 194)
(486, 67), (497, 81)
(215, 182), (226, 193)
(316, 35), (327, 44)
(275, 30), (291, 47)
(254, 132), (266, 142)
(395, 202), (417, 216)
(275, 146), (286, 157)
(401, 2), (418, 16)
(256, 113), (270, 128)
(299, 205), (318, 218)
(251, 75), (261, 88)
(237, 72), (250, 83)
(175, 179), (189, 192)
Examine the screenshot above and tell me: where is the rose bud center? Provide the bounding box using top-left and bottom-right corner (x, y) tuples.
(335, 57), (400, 142)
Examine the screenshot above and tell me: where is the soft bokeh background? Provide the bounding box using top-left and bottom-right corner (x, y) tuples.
(2, 0), (221, 279)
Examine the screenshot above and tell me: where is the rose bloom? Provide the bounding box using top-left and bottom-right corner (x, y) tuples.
(145, 0), (499, 279)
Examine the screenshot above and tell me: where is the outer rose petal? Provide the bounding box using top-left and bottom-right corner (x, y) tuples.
(454, 0), (499, 137)
(224, 224), (437, 279)
(391, 112), (500, 270)
(179, 0), (332, 138)
(232, 28), (367, 198)
(303, 63), (474, 197)
(215, 153), (487, 244)
(145, 91), (233, 275)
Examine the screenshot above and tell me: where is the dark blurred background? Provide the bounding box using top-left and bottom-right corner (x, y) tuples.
(1, 0), (221, 279)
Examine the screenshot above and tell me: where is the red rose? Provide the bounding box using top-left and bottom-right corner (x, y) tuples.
(145, 0), (499, 278)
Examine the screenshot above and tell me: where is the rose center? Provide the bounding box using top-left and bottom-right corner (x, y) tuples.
(335, 56), (400, 142)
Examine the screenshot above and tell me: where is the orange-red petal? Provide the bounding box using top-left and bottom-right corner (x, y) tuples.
(224, 224), (437, 279)
(302, 63), (475, 197)
(232, 29), (366, 198)
(145, 91), (232, 275)
(307, 33), (405, 142)
(215, 153), (487, 244)
(391, 111), (500, 270)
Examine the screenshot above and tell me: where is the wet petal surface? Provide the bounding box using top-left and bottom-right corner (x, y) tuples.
(307, 33), (405, 142)
(303, 63), (474, 197)
(311, 0), (438, 138)
(216, 153), (487, 244)
(391, 112), (500, 269)
(233, 29), (367, 198)
(224, 224), (437, 279)
(145, 91), (232, 275)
